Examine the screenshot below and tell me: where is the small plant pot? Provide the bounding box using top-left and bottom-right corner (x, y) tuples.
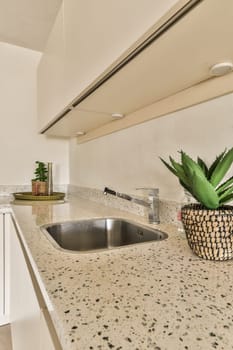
(181, 204), (233, 261)
(32, 180), (47, 196)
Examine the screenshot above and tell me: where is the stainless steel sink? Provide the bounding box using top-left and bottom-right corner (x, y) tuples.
(41, 218), (168, 253)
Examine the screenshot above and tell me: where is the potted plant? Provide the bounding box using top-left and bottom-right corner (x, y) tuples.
(31, 161), (48, 196)
(161, 148), (233, 260)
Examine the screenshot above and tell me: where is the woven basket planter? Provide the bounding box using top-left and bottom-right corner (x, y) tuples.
(181, 204), (233, 261)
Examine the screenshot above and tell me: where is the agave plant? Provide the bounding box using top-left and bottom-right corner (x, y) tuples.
(160, 148), (233, 209)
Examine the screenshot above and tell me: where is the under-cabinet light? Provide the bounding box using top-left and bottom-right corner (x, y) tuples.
(210, 62), (233, 76)
(111, 113), (125, 119)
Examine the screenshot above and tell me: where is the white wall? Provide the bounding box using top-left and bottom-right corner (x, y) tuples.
(69, 92), (233, 201)
(0, 42), (69, 185)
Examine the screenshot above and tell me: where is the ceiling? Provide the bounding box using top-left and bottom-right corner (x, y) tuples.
(0, 0), (62, 52)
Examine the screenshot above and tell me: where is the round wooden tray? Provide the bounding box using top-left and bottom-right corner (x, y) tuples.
(13, 192), (65, 201)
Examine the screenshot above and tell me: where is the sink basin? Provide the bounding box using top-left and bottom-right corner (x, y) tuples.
(41, 218), (168, 253)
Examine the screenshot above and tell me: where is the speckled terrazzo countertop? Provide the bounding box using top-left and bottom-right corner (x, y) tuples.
(8, 196), (233, 350)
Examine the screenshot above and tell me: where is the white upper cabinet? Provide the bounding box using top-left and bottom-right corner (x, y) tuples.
(37, 0), (233, 141)
(63, 0), (180, 105)
(37, 0), (182, 132)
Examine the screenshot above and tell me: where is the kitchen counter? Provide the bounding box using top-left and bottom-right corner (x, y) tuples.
(9, 196), (233, 350)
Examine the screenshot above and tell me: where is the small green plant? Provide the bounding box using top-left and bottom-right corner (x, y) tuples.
(160, 148), (233, 209)
(32, 161), (48, 182)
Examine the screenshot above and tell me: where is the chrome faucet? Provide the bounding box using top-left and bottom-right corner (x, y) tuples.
(103, 187), (160, 224)
(134, 188), (160, 224)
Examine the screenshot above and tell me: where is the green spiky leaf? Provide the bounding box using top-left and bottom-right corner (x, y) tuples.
(160, 157), (177, 176)
(192, 171), (219, 209)
(219, 193), (233, 205)
(179, 180), (197, 201)
(219, 185), (233, 201)
(216, 176), (233, 194)
(208, 150), (226, 179)
(197, 157), (209, 177)
(210, 147), (233, 187)
(160, 157), (190, 188)
(181, 151), (206, 179)
(169, 157), (191, 188)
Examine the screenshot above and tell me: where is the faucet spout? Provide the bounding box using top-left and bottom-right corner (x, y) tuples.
(131, 197), (150, 207)
(103, 187), (160, 224)
(136, 188), (160, 224)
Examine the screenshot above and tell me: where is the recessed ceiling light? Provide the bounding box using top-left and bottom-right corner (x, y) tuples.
(210, 62), (233, 76)
(111, 113), (125, 119)
(76, 131), (86, 136)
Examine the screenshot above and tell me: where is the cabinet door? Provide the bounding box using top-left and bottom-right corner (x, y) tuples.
(40, 311), (56, 350)
(9, 216), (59, 350)
(0, 213), (10, 326)
(9, 217), (41, 350)
(0, 214), (3, 323)
(4, 213), (10, 323)
(63, 0), (179, 105)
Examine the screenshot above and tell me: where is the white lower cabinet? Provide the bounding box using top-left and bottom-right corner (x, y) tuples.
(9, 215), (58, 350)
(40, 311), (58, 350)
(0, 213), (10, 325)
(9, 216), (41, 350)
(0, 213), (4, 323)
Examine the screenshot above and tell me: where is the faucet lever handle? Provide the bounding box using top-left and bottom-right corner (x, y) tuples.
(103, 187), (116, 196)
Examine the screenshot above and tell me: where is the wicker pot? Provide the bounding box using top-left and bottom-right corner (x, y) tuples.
(31, 180), (47, 196)
(181, 204), (233, 261)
